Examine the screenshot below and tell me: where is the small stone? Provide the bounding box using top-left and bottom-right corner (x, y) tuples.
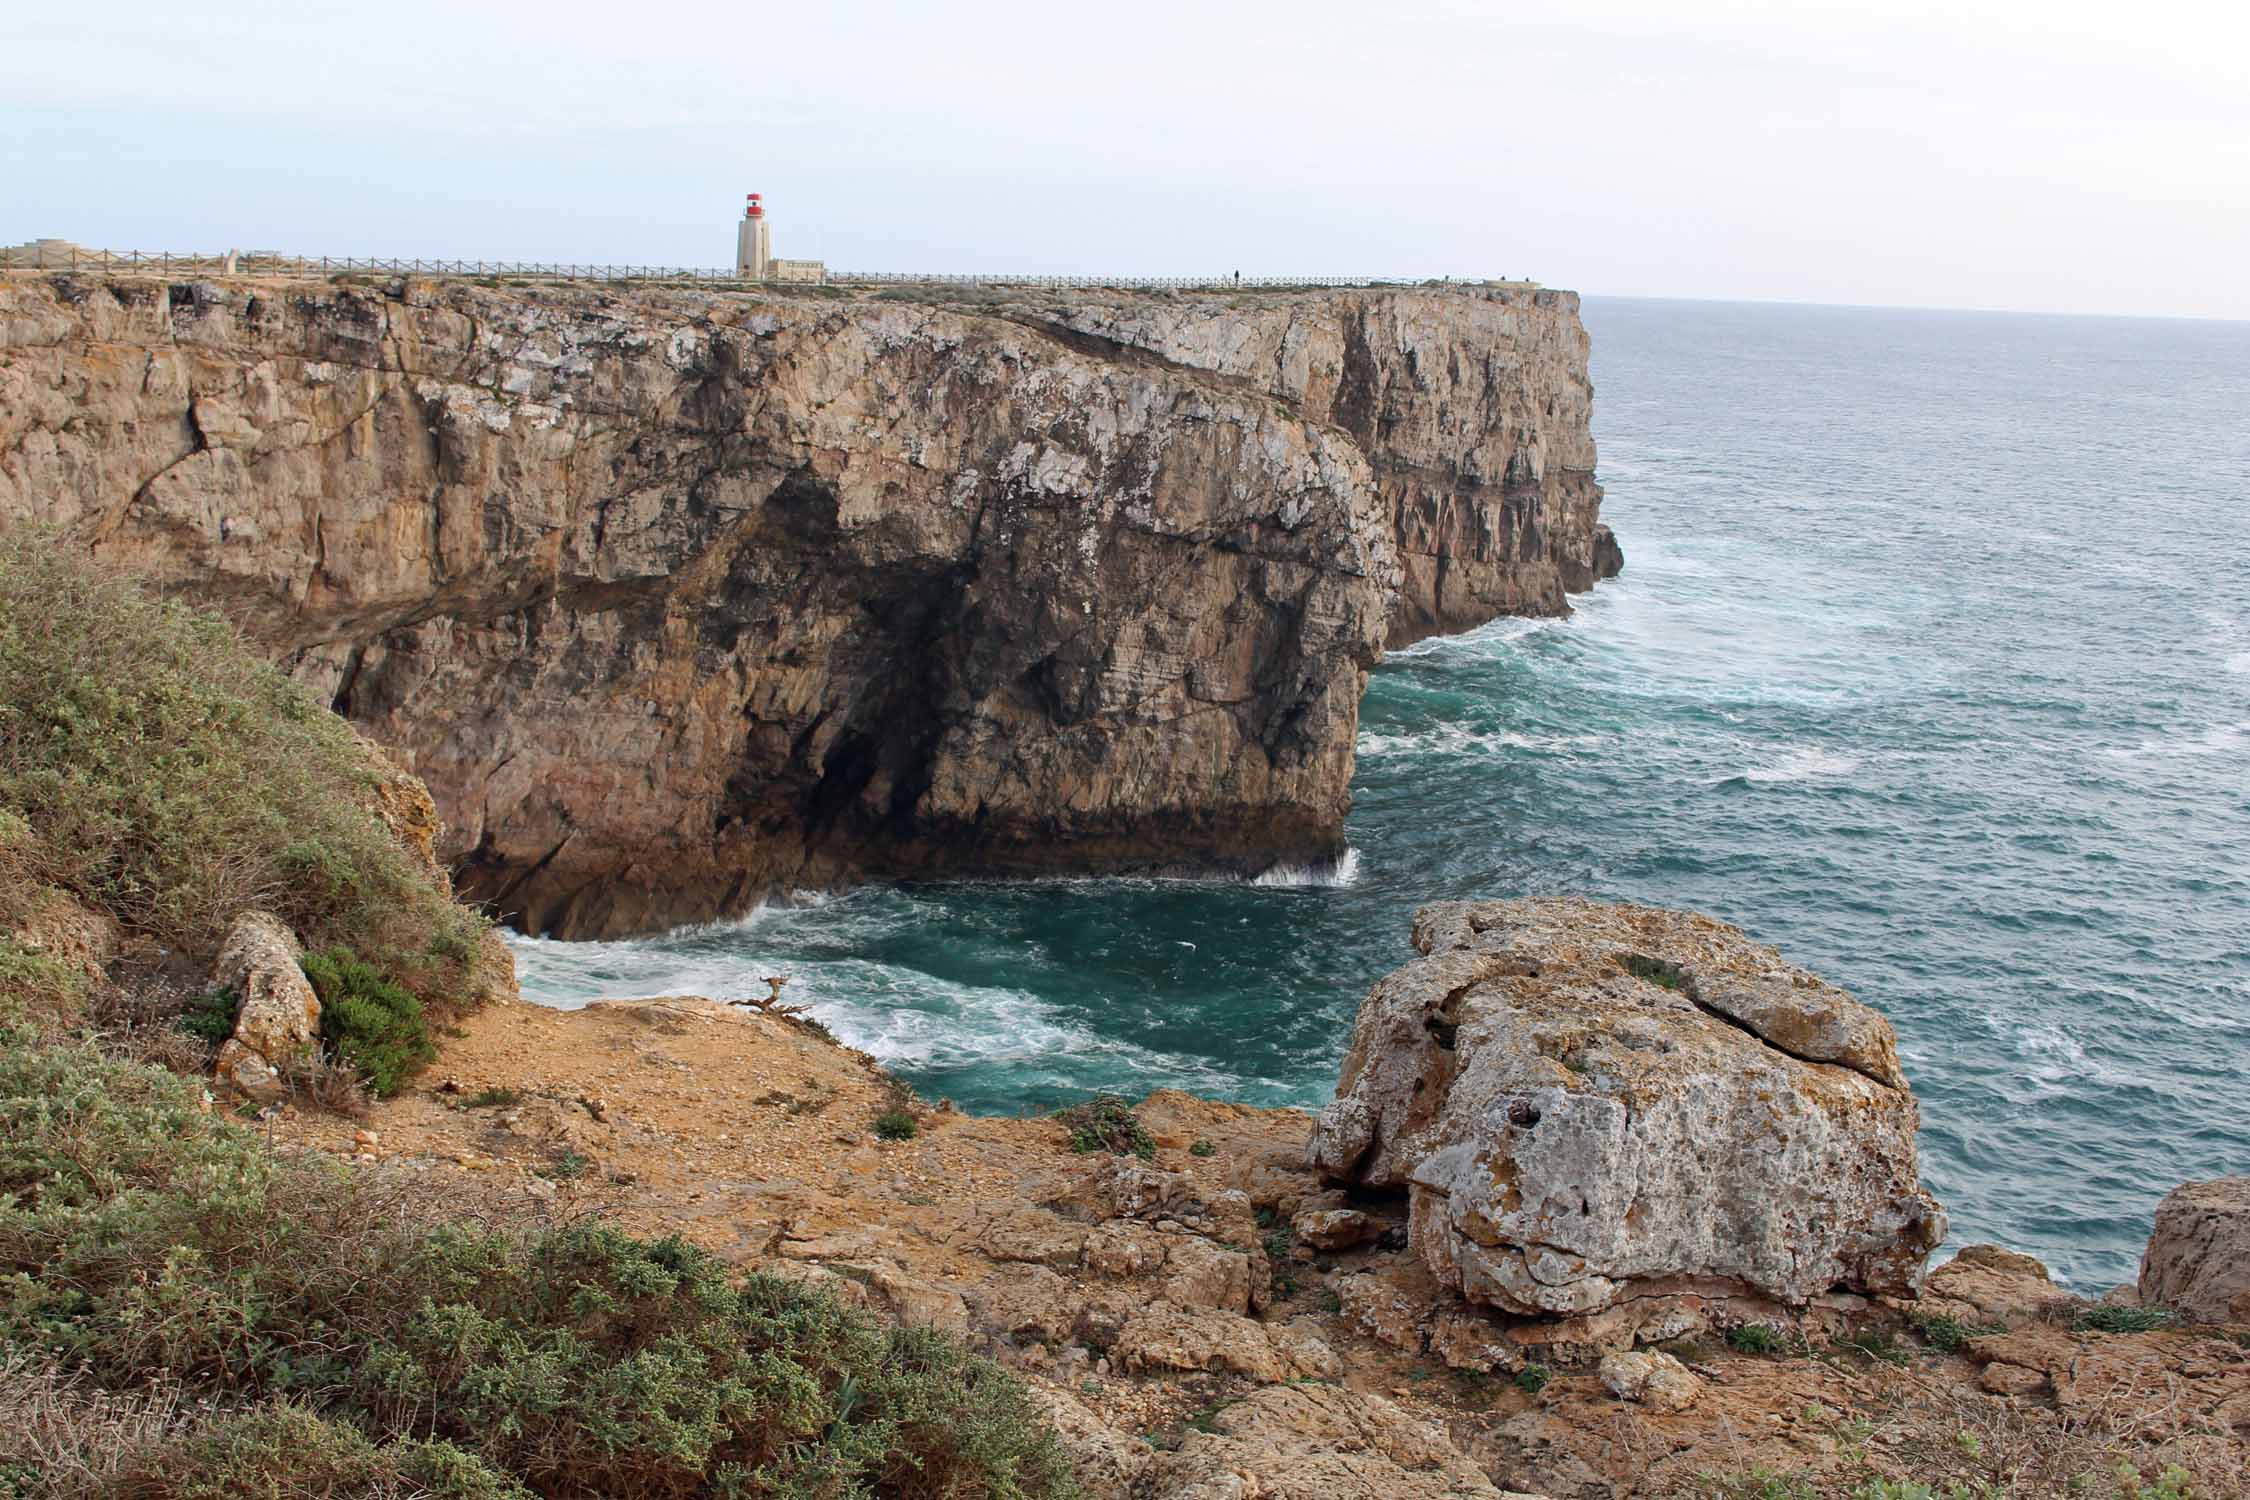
(353, 1128), (380, 1149)
(1599, 1350), (1702, 1413)
(1978, 1362), (2047, 1397)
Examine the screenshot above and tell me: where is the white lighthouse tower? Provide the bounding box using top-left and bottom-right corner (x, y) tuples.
(735, 193), (771, 279)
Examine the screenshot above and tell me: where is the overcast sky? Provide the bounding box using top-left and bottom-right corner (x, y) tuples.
(5, 0), (2245, 319)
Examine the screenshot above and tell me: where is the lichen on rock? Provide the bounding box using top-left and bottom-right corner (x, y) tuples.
(1311, 897), (1946, 1321)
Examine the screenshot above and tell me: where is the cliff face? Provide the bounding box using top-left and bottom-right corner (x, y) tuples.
(0, 274), (1615, 937)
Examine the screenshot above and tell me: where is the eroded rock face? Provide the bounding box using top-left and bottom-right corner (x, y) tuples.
(0, 275), (1614, 937)
(1310, 898), (1945, 1319)
(211, 910), (320, 1104)
(2140, 1178), (2250, 1324)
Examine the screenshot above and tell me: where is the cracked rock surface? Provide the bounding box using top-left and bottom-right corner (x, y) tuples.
(0, 274), (1615, 937)
(1311, 898), (1947, 1319)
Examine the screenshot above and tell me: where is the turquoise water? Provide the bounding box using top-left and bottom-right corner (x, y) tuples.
(513, 297), (2250, 1290)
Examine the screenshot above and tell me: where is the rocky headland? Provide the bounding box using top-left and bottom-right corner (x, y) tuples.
(5, 270), (2244, 1497)
(0, 271), (1615, 938)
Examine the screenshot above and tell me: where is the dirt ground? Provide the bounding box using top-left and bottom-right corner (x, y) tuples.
(268, 994), (2250, 1499)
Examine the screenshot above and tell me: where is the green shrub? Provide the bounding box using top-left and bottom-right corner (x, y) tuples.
(2074, 1304), (2177, 1334)
(1188, 1138), (1216, 1158)
(1836, 1329), (1911, 1365)
(0, 938), (83, 1032)
(301, 948), (432, 1097)
(1727, 1323), (1783, 1354)
(1514, 1363), (1551, 1394)
(111, 1405), (532, 1500)
(174, 986), (242, 1047)
(1057, 1093), (1155, 1159)
(873, 1106), (919, 1141)
(0, 1029), (1079, 1499)
(464, 1086), (522, 1108)
(1912, 1312), (2002, 1353)
(0, 533), (482, 985)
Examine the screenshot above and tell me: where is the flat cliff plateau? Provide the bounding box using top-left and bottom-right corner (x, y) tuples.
(0, 272), (1617, 938)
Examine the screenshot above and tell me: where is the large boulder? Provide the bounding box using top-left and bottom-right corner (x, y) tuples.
(2140, 1178), (2250, 1324)
(211, 910), (321, 1104)
(1310, 898), (1945, 1319)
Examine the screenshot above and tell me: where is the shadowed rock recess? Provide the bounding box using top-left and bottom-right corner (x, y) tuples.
(0, 274), (1615, 937)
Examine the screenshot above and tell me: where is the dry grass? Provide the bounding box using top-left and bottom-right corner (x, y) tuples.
(1691, 1353), (2246, 1499)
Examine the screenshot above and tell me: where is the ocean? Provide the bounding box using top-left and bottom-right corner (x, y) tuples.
(511, 295), (2250, 1291)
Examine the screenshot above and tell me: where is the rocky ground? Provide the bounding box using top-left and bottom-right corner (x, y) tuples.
(267, 989), (2250, 1499)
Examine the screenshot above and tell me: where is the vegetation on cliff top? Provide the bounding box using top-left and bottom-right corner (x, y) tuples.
(0, 1029), (1080, 1498)
(0, 531), (480, 989)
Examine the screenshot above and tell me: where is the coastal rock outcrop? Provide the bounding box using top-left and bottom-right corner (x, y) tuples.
(2140, 1177), (2250, 1324)
(210, 909), (321, 1103)
(0, 274), (1614, 937)
(1309, 898), (1945, 1320)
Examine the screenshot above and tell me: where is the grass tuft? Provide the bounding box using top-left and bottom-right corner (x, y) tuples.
(2074, 1304), (2178, 1335)
(1055, 1093), (1155, 1159)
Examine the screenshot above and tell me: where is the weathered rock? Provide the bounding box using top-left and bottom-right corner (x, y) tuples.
(0, 276), (1613, 937)
(1113, 1305), (1335, 1382)
(1597, 1350), (1702, 1413)
(1978, 1361), (2048, 1396)
(1292, 1206), (1379, 1250)
(851, 1261), (969, 1337)
(1162, 1236), (1255, 1313)
(1921, 1243), (2080, 1327)
(1311, 899), (1945, 1319)
(981, 1208), (1089, 1269)
(210, 910), (320, 1104)
(1144, 1383), (1526, 1500)
(1429, 1304), (1526, 1373)
(1336, 1260), (1448, 1352)
(2139, 1178), (2250, 1324)
(1023, 1387), (1153, 1500)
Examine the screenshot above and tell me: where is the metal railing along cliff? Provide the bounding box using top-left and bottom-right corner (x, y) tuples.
(0, 246), (1529, 292)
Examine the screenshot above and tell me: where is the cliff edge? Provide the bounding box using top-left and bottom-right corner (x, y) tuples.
(0, 274), (1617, 936)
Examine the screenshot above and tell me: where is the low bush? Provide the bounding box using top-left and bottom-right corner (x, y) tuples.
(873, 1106), (919, 1141)
(0, 938), (83, 1032)
(2074, 1305), (2177, 1335)
(1727, 1323), (1784, 1355)
(301, 948), (433, 1097)
(1912, 1313), (2003, 1354)
(173, 986), (241, 1047)
(0, 533), (482, 987)
(0, 1027), (1080, 1499)
(1056, 1094), (1155, 1159)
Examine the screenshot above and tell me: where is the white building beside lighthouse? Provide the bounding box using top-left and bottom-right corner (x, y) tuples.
(735, 193), (825, 283)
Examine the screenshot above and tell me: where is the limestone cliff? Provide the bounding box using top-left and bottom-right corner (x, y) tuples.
(0, 273), (1616, 937)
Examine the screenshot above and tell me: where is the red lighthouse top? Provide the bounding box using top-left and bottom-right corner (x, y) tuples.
(745, 193), (764, 219)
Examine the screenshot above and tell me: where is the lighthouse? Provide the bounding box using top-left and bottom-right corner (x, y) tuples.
(736, 193), (771, 279)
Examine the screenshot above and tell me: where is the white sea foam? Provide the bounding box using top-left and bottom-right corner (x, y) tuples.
(2109, 721), (2248, 759)
(1250, 847), (1363, 888)
(794, 963), (1258, 1094)
(1383, 614), (1563, 661)
(1739, 747), (1863, 784)
(2225, 652), (2250, 675)
(1357, 726), (1598, 759)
